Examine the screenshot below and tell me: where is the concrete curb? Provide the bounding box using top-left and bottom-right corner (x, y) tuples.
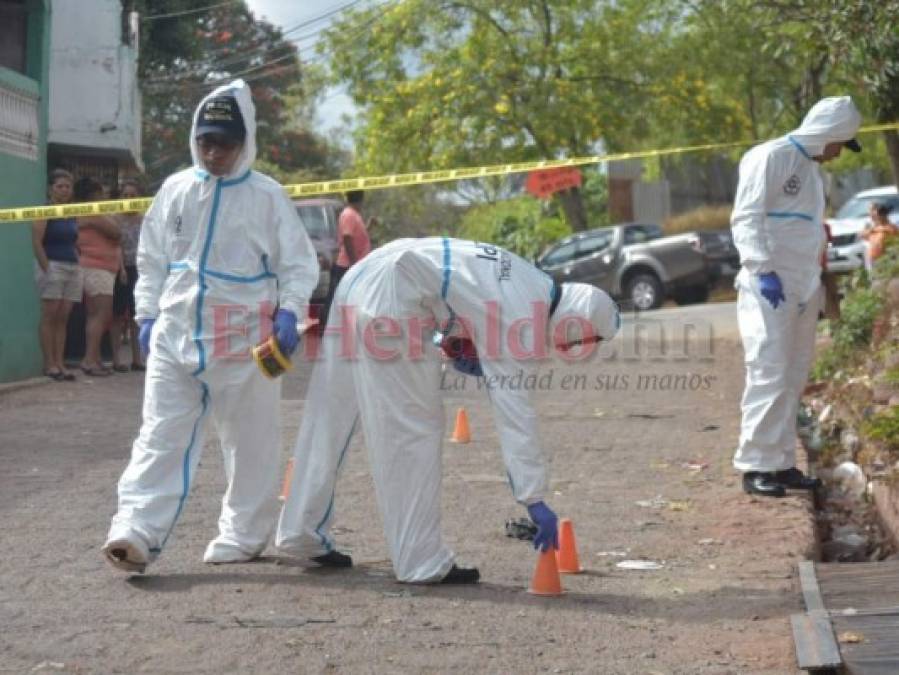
(0, 376), (54, 396)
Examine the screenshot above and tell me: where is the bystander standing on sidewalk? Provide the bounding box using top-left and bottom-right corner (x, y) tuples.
(110, 178), (145, 372)
(30, 168), (82, 382)
(320, 190), (371, 329)
(861, 202), (898, 271)
(75, 176), (122, 377)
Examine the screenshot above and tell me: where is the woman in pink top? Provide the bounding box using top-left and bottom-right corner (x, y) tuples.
(74, 177), (122, 376)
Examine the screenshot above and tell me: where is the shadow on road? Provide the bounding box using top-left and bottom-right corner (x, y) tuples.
(126, 563), (791, 624)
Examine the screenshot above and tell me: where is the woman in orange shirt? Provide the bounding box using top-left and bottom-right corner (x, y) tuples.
(74, 177), (122, 376)
(861, 202), (898, 271)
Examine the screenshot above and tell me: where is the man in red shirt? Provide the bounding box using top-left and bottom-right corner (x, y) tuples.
(323, 191), (372, 326)
(335, 190), (371, 278)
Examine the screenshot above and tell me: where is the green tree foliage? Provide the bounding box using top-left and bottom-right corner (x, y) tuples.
(319, 0), (719, 231)
(579, 167), (610, 227)
(361, 185), (466, 245)
(458, 197), (570, 260)
(718, 0), (899, 186)
(131, 0), (337, 186)
(831, 2), (899, 187)
(315, 0), (897, 236)
(672, 1), (819, 141)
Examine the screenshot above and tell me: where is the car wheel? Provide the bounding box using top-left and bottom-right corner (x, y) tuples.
(626, 273), (663, 311)
(674, 284), (710, 306)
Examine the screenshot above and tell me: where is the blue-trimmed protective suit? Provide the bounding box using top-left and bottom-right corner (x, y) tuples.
(275, 237), (619, 582)
(732, 96), (861, 472)
(105, 80), (319, 565)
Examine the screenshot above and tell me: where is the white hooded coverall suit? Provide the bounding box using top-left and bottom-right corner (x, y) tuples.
(106, 80), (319, 563)
(276, 237), (619, 582)
(732, 96), (861, 472)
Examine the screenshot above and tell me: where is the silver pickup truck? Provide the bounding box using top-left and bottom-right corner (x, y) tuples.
(536, 223), (714, 310)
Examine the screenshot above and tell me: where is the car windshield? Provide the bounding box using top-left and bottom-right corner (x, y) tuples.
(296, 205), (329, 238)
(541, 241), (577, 266)
(578, 232), (613, 256)
(836, 194), (899, 219)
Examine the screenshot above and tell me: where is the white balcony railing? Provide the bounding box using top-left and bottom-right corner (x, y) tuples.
(0, 79), (39, 161)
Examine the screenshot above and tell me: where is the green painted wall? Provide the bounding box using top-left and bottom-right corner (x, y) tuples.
(0, 1), (50, 383)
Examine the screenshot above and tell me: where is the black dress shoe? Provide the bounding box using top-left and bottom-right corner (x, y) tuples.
(742, 471), (786, 498)
(440, 564), (480, 584)
(310, 550), (353, 568)
(775, 467), (822, 490)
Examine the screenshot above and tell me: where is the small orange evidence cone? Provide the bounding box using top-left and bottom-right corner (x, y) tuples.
(556, 518), (583, 574)
(279, 458), (294, 502)
(528, 548), (564, 596)
(449, 407), (471, 444)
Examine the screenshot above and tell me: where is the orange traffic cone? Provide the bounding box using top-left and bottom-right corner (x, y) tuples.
(528, 548), (564, 596)
(279, 458), (294, 502)
(556, 518), (583, 574)
(449, 407), (471, 444)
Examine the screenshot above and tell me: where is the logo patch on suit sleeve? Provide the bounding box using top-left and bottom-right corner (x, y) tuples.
(783, 175), (801, 196)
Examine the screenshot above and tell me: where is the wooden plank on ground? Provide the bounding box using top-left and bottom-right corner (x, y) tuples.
(792, 611), (842, 670)
(815, 560), (899, 612)
(831, 613), (899, 675)
(799, 560), (826, 612)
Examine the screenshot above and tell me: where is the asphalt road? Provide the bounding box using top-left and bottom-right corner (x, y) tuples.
(0, 301), (814, 674)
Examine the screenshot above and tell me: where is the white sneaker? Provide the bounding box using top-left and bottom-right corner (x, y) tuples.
(102, 536), (149, 574)
(203, 540), (262, 564)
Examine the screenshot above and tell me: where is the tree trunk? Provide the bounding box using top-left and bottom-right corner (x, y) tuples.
(883, 129), (899, 189)
(556, 186), (589, 231)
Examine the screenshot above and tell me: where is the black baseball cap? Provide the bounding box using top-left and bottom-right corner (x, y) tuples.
(196, 95), (246, 141)
(845, 138), (862, 153)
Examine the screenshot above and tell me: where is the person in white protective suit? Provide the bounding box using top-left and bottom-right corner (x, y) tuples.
(102, 80), (319, 572)
(275, 237), (620, 583)
(732, 96), (862, 497)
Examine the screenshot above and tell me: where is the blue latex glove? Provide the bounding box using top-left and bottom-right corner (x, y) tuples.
(138, 319), (155, 357)
(273, 309), (300, 356)
(453, 355), (483, 377)
(758, 272), (785, 309)
(526, 501), (559, 552)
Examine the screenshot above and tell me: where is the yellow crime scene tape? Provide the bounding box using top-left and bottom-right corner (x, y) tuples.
(2, 121), (897, 224)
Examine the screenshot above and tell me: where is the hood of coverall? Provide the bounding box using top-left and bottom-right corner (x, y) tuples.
(551, 283), (620, 344)
(788, 96), (862, 159)
(189, 79), (257, 180)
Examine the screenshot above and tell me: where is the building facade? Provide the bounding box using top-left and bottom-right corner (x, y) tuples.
(0, 0), (142, 383)
(0, 0), (51, 382)
(48, 0), (142, 186)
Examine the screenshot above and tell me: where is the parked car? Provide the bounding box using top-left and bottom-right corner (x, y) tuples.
(826, 185), (899, 273)
(293, 198), (342, 303)
(536, 222), (712, 311)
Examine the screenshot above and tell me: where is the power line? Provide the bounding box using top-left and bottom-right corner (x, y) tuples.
(142, 0), (398, 92)
(299, 1), (398, 65)
(141, 0), (243, 21)
(140, 0), (380, 86)
(278, 0), (366, 36)
(212, 51), (298, 81)
(141, 43), (298, 84)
